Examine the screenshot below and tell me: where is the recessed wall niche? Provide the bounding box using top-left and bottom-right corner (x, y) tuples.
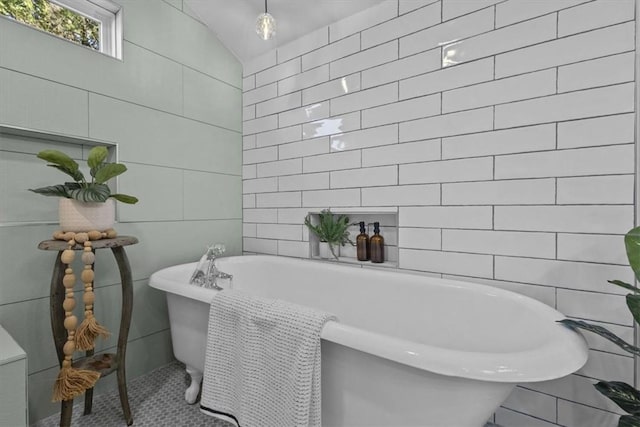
(0, 124), (117, 227)
(306, 209), (398, 268)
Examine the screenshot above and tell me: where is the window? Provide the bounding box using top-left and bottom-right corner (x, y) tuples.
(0, 0), (122, 59)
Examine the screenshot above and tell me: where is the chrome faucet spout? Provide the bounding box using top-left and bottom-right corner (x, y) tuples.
(190, 243), (232, 289)
(203, 244), (232, 290)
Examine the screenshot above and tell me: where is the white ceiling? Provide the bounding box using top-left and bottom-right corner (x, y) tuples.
(184, 0), (386, 64)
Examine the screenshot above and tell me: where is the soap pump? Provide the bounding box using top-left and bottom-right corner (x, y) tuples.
(370, 222), (384, 263)
(356, 221), (370, 261)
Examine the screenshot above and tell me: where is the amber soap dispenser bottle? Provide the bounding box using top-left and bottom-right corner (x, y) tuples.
(370, 222), (384, 263)
(356, 221), (370, 261)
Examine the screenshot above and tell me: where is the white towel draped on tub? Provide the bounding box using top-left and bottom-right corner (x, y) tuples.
(200, 289), (337, 427)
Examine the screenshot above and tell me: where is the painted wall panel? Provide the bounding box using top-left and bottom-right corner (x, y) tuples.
(183, 67), (242, 131)
(118, 0), (241, 87)
(0, 68), (88, 136)
(0, 1), (241, 423)
(0, 20), (184, 115)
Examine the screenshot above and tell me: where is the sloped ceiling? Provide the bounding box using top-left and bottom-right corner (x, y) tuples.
(184, 0), (386, 64)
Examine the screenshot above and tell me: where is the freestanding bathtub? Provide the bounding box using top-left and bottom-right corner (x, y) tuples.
(149, 255), (588, 427)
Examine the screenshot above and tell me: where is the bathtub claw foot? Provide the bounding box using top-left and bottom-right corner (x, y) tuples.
(185, 366), (203, 404)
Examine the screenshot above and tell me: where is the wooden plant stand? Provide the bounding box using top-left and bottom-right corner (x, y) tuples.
(39, 236), (138, 427)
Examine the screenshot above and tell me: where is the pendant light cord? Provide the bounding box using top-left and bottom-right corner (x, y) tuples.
(265, 0), (268, 13)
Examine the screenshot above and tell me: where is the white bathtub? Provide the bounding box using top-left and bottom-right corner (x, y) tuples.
(149, 255), (587, 427)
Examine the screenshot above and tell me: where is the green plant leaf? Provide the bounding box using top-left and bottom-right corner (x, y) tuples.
(327, 242), (339, 260)
(304, 215), (325, 242)
(87, 146), (108, 170)
(38, 148), (84, 182)
(625, 227), (640, 282)
(595, 381), (640, 416)
(304, 210), (353, 255)
(47, 164), (84, 182)
(64, 182), (82, 190)
(111, 193), (139, 204)
(610, 280), (640, 294)
(619, 415), (640, 427)
(69, 183), (110, 202)
(627, 294), (640, 326)
(29, 185), (70, 198)
(558, 319), (640, 357)
(94, 163), (127, 184)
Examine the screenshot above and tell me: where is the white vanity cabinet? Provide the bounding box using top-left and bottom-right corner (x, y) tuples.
(0, 325), (27, 427)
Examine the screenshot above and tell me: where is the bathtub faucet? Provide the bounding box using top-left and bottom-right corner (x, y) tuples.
(203, 243), (233, 290)
(189, 243), (233, 289)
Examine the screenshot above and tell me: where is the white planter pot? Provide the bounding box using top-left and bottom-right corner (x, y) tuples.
(319, 242), (339, 260)
(318, 242), (330, 259)
(59, 198), (115, 232)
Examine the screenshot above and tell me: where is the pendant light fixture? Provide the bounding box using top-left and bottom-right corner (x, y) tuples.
(256, 0), (276, 40)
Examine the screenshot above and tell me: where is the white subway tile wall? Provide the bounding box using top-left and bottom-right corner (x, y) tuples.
(241, 1), (637, 425)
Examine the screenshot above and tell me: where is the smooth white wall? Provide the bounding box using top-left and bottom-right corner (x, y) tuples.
(241, 0), (637, 425)
(0, 0), (242, 422)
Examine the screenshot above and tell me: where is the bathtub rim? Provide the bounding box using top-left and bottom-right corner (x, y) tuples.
(149, 255), (588, 384)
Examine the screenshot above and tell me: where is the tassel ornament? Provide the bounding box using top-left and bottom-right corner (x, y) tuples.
(52, 244), (100, 402)
(76, 242), (110, 351)
(50, 229), (117, 401)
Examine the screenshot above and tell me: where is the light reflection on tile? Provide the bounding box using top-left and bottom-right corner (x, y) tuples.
(305, 118), (344, 139)
(340, 77), (350, 93)
(442, 41), (462, 67)
(279, 102), (329, 127)
(302, 112), (361, 139)
(306, 103), (324, 118)
(330, 124), (398, 152)
(331, 136), (346, 151)
(302, 73), (361, 105)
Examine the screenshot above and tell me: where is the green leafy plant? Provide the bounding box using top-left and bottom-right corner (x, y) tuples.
(304, 209), (353, 260)
(29, 146), (138, 204)
(560, 227), (640, 427)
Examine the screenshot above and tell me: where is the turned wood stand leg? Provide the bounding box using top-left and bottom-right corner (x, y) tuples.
(83, 387), (94, 416)
(59, 401), (73, 427)
(112, 246), (134, 426)
(84, 248), (96, 416)
(47, 240), (136, 426)
(83, 349), (94, 416)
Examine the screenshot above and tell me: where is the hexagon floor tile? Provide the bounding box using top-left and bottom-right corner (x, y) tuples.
(34, 361), (230, 427)
(34, 361), (502, 426)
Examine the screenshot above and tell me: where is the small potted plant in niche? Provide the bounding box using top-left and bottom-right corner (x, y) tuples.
(304, 209), (353, 260)
(29, 146), (138, 232)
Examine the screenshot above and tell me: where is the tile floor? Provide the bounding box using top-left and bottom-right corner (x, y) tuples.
(35, 361), (230, 427)
(35, 361), (502, 426)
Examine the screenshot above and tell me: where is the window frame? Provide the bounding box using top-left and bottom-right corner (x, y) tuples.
(51, 0), (122, 59)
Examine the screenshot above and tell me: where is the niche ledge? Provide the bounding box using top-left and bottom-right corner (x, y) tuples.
(306, 209), (398, 269)
(0, 124), (119, 228)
